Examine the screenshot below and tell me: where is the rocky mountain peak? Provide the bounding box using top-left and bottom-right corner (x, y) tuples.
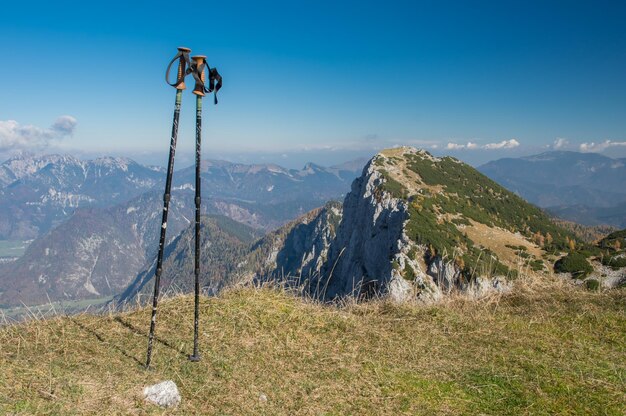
(0, 153), (83, 186)
(92, 156), (134, 170)
(264, 147), (578, 302)
(300, 162), (325, 175)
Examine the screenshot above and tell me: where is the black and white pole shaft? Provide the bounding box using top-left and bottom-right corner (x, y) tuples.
(145, 47), (190, 369)
(189, 55), (206, 362)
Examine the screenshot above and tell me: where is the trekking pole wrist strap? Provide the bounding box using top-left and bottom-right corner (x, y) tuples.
(165, 48), (193, 89)
(190, 58), (222, 104)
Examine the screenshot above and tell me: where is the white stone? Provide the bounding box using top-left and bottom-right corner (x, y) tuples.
(143, 380), (181, 408)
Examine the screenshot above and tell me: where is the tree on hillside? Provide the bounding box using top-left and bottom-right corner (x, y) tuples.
(565, 236), (576, 251)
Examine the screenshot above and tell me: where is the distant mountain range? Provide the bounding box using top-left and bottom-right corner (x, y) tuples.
(173, 159), (365, 205)
(0, 154), (367, 241)
(0, 154), (366, 306)
(478, 151), (626, 227)
(0, 155), (163, 240)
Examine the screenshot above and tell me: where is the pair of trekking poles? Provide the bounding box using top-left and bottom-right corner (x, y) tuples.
(145, 47), (222, 369)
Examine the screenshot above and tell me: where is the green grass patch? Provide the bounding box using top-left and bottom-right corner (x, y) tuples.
(405, 196), (513, 279)
(529, 259), (545, 271)
(585, 279), (600, 291)
(378, 169), (408, 199)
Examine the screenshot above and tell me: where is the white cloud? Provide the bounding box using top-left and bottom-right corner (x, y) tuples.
(484, 139), (520, 150)
(579, 140), (626, 153)
(446, 142), (466, 150)
(553, 138), (569, 149)
(445, 139), (520, 150)
(0, 116), (77, 152)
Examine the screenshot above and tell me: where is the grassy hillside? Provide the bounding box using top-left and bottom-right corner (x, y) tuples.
(1, 281), (624, 415)
(374, 149), (579, 280)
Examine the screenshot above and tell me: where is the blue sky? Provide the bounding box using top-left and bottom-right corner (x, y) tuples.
(0, 0), (625, 167)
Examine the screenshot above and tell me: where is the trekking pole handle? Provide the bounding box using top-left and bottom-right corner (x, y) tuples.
(192, 55), (207, 96)
(176, 47), (191, 90)
(165, 46), (191, 90)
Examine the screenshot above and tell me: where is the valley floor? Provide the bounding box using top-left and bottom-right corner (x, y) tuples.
(0, 280), (624, 415)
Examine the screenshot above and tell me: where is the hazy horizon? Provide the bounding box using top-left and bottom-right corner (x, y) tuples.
(3, 144), (625, 171)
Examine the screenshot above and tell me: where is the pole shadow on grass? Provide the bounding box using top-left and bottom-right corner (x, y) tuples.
(113, 316), (187, 359)
(70, 318), (144, 366)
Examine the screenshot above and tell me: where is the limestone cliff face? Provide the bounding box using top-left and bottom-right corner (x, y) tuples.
(275, 202), (341, 282)
(304, 151), (454, 302)
(252, 201), (342, 286)
(313, 160), (410, 298)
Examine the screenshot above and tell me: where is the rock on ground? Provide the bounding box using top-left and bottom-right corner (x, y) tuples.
(143, 380), (181, 408)
(387, 275), (414, 303)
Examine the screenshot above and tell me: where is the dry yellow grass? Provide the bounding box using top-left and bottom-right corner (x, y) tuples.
(378, 148), (444, 195)
(0, 278), (624, 415)
(463, 220), (544, 267)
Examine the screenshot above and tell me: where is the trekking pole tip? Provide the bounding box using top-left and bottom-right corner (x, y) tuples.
(192, 56), (207, 96)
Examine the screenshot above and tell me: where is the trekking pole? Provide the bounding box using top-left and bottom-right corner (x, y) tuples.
(188, 55), (206, 362)
(145, 46), (191, 369)
(187, 55), (222, 362)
